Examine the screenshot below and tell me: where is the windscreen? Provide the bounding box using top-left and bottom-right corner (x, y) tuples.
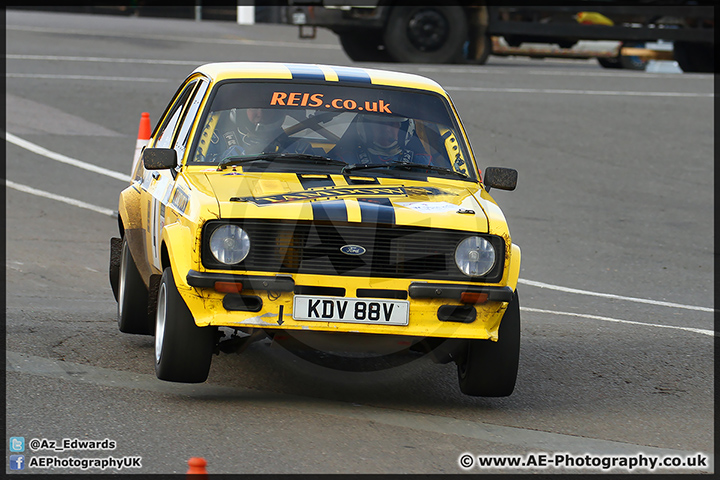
(190, 81), (476, 181)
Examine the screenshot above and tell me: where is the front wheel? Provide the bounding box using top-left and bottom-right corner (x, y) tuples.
(155, 267), (217, 383)
(457, 290), (521, 397)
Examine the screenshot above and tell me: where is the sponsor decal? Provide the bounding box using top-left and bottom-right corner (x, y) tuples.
(230, 185), (454, 205)
(270, 91), (392, 114)
(398, 201), (461, 213)
(170, 188), (189, 213)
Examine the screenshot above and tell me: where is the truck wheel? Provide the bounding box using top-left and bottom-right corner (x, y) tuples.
(456, 290), (521, 397)
(674, 41), (715, 73)
(155, 267), (216, 383)
(339, 32), (392, 62)
(383, 6), (468, 64)
(117, 237), (152, 335)
(597, 56), (623, 69)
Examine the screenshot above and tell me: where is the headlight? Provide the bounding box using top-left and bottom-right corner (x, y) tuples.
(455, 236), (496, 277)
(209, 225), (250, 265)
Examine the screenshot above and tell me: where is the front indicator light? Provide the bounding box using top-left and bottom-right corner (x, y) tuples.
(214, 281), (243, 293)
(455, 236), (496, 277)
(209, 224), (250, 265)
(460, 292), (489, 304)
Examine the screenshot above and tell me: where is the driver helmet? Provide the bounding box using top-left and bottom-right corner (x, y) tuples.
(230, 108), (286, 148)
(357, 115), (415, 157)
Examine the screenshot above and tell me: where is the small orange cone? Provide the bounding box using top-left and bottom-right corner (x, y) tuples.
(187, 457), (208, 477)
(130, 112), (152, 177)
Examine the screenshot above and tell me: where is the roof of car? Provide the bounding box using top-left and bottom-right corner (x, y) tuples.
(192, 62), (446, 95)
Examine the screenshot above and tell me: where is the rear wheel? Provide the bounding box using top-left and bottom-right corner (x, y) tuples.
(339, 31), (392, 62)
(155, 267), (216, 383)
(383, 6), (468, 64)
(457, 290), (521, 397)
(117, 237), (152, 335)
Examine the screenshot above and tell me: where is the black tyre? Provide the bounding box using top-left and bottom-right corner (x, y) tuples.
(457, 290), (521, 397)
(674, 41), (715, 73)
(155, 267), (216, 383)
(117, 237), (152, 335)
(383, 6), (468, 64)
(597, 56), (623, 69)
(339, 31), (392, 62)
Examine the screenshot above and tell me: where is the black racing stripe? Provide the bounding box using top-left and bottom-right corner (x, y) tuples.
(358, 198), (396, 225)
(311, 200), (348, 222)
(330, 65), (373, 84)
(286, 64), (326, 81)
(297, 174), (335, 189)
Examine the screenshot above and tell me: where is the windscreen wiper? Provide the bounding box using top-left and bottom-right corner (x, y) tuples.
(218, 153), (347, 170)
(343, 161), (469, 179)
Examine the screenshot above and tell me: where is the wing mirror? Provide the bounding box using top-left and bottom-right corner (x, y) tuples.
(143, 148), (177, 170)
(483, 167), (518, 192)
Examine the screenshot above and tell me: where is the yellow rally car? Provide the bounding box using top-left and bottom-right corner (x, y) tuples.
(109, 62), (521, 397)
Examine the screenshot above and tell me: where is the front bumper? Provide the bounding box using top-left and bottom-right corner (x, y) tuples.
(184, 270), (513, 340)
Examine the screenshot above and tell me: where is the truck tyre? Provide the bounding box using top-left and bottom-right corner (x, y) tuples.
(674, 41), (715, 73)
(383, 6), (468, 64)
(155, 267), (216, 383)
(597, 56), (623, 69)
(117, 237), (152, 335)
(598, 42), (647, 70)
(456, 290), (520, 397)
(339, 32), (392, 62)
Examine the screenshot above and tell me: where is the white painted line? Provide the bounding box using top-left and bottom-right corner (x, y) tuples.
(6, 25), (341, 49)
(419, 66), (712, 80)
(519, 279), (713, 312)
(6, 73), (170, 83)
(6, 180), (116, 218)
(6, 350), (710, 461)
(6, 132), (132, 182)
(522, 306), (715, 337)
(6, 54), (201, 65)
(445, 86), (714, 98)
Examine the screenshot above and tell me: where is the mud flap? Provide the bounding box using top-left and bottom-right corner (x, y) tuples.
(109, 237), (122, 301)
(147, 274), (162, 329)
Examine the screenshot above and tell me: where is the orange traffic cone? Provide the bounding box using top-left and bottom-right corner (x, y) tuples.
(187, 457), (208, 477)
(130, 112), (152, 177)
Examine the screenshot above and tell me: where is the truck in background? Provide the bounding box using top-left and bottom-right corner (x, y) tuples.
(275, 2), (714, 73)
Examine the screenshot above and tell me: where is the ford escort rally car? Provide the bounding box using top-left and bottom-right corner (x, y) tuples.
(109, 62), (521, 397)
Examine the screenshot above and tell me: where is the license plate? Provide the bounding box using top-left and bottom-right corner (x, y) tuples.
(293, 295), (409, 326)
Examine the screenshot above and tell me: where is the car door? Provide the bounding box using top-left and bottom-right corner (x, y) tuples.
(140, 77), (206, 273)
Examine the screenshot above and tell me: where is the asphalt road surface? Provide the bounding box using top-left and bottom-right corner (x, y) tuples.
(5, 10), (714, 475)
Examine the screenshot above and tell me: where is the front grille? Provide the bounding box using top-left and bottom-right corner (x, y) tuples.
(202, 220), (504, 282)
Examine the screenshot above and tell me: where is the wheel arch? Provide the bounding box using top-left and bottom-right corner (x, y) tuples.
(159, 222), (196, 291)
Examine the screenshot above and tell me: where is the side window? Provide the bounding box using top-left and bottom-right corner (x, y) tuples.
(154, 80), (198, 149)
(173, 80), (209, 163)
